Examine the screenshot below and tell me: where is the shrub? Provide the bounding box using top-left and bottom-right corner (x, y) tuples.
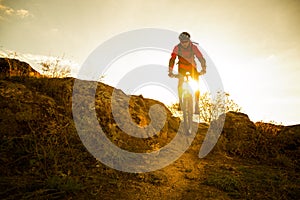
(198, 92), (241, 123)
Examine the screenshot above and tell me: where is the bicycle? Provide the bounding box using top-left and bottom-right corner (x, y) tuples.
(170, 71), (202, 134)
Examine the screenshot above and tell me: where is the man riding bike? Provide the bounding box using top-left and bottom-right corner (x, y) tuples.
(168, 32), (207, 114)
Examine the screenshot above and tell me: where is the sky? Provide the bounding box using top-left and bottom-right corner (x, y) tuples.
(0, 0), (299, 125)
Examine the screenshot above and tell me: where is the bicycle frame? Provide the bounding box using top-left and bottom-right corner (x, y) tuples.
(171, 72), (197, 134)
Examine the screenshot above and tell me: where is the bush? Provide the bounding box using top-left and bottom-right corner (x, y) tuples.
(198, 92), (241, 123)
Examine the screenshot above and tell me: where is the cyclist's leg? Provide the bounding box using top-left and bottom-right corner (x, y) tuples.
(178, 67), (186, 111)
(192, 67), (200, 114)
(178, 78), (183, 111)
(194, 91), (200, 114)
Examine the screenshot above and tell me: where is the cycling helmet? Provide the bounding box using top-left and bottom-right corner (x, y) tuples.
(179, 32), (190, 41)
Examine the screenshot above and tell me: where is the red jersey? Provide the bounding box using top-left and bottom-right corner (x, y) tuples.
(169, 43), (204, 70)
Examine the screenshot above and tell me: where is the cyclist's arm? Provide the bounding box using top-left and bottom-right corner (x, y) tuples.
(169, 45), (179, 71)
(193, 45), (207, 72)
(198, 57), (207, 72)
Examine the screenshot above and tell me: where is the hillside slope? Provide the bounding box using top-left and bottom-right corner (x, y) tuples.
(0, 58), (299, 199)
(0, 58), (41, 78)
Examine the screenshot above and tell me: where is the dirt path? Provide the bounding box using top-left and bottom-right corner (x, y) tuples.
(121, 127), (227, 200)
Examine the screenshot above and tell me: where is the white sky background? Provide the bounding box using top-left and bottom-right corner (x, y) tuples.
(0, 0), (299, 125)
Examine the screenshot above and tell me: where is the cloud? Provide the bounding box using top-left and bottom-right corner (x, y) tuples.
(0, 1), (33, 19)
(16, 9), (30, 18)
(0, 3), (7, 11)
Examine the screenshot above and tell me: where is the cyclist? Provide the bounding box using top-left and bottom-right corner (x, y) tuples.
(168, 32), (207, 114)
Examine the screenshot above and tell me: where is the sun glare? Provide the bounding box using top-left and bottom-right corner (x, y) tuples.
(187, 79), (200, 93)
